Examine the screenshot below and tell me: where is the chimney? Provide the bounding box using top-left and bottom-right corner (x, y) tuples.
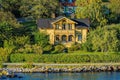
(51, 13), (56, 18)
(71, 13), (75, 18)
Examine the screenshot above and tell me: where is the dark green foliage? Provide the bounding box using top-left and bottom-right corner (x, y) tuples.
(10, 53), (120, 63)
(33, 32), (49, 48)
(0, 0), (60, 18)
(0, 22), (14, 41)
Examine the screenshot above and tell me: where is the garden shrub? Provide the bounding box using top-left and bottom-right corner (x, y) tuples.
(68, 43), (80, 52)
(53, 44), (65, 53)
(0, 48), (10, 62)
(16, 44), (43, 54)
(22, 62), (34, 68)
(10, 53), (25, 62)
(10, 53), (120, 63)
(32, 44), (43, 54)
(43, 45), (53, 52)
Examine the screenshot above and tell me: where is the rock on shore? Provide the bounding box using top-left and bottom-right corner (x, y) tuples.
(2, 65), (120, 73)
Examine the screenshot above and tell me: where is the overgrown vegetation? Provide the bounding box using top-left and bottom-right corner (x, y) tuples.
(0, 0), (120, 64)
(81, 24), (120, 52)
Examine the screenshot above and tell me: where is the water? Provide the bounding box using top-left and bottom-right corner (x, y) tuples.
(1, 72), (120, 80)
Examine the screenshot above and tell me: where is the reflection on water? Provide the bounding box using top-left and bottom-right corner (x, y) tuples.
(1, 72), (120, 80)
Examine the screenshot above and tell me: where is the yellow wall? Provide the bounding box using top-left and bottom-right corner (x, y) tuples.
(76, 28), (88, 43)
(39, 18), (88, 47)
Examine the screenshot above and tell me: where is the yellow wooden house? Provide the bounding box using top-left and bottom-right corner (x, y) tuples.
(37, 16), (89, 47)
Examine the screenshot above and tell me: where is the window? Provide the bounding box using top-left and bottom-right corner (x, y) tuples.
(55, 35), (59, 41)
(68, 24), (72, 30)
(78, 34), (82, 41)
(55, 24), (59, 30)
(62, 23), (66, 30)
(68, 35), (73, 41)
(62, 35), (67, 42)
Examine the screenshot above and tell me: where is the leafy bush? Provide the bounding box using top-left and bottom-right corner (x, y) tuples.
(22, 62), (34, 68)
(68, 43), (80, 52)
(53, 45), (65, 53)
(32, 44), (43, 54)
(14, 36), (30, 48)
(0, 48), (11, 62)
(81, 42), (93, 52)
(16, 44), (43, 54)
(43, 45), (53, 52)
(33, 32), (49, 48)
(10, 53), (25, 62)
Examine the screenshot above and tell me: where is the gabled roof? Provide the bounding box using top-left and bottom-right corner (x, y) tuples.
(37, 16), (90, 29)
(51, 16), (77, 24)
(72, 19), (90, 28)
(37, 18), (54, 29)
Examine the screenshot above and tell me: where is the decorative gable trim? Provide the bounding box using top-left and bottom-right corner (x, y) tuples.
(51, 17), (77, 24)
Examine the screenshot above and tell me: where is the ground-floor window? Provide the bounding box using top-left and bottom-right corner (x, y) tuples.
(55, 35), (60, 41)
(78, 34), (82, 41)
(68, 35), (73, 41)
(62, 35), (67, 42)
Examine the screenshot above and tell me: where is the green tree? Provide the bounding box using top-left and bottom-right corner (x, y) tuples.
(21, 0), (59, 19)
(109, 0), (120, 15)
(0, 11), (20, 47)
(0, 0), (59, 18)
(75, 0), (107, 28)
(108, 0), (120, 23)
(0, 22), (14, 41)
(0, 0), (22, 17)
(33, 32), (49, 48)
(0, 11), (20, 27)
(84, 24), (120, 52)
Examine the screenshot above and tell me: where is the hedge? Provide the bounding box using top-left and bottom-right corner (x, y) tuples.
(10, 53), (120, 63)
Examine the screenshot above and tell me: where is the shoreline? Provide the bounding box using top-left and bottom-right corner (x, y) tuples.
(1, 63), (120, 73)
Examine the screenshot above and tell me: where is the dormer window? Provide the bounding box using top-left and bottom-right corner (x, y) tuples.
(55, 24), (59, 30)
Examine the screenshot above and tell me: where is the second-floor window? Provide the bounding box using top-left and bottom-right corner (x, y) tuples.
(55, 24), (59, 30)
(68, 24), (72, 30)
(62, 23), (66, 30)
